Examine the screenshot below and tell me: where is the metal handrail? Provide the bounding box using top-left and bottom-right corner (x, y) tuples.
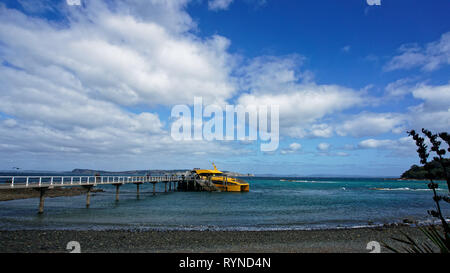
(0, 175), (185, 189)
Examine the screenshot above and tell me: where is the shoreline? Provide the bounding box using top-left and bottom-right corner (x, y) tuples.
(0, 225), (438, 253)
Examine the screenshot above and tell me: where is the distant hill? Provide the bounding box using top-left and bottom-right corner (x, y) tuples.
(71, 169), (190, 176)
(222, 171), (254, 177)
(71, 169), (253, 177)
(400, 159), (450, 180)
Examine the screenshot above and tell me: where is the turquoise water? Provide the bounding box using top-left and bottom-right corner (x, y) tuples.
(0, 176), (449, 230)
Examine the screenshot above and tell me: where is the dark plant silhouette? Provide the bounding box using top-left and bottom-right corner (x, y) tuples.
(422, 129), (450, 192)
(383, 129), (450, 253)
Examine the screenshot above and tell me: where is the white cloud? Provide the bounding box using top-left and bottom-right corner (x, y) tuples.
(412, 83), (450, 110)
(0, 2), (236, 107)
(208, 0), (234, 11)
(336, 112), (407, 137)
(289, 142), (301, 151)
(315, 143), (351, 157)
(384, 77), (417, 98)
(0, 66), (164, 134)
(208, 0), (267, 11)
(341, 45), (351, 53)
(238, 87), (362, 126)
(358, 139), (395, 149)
(0, 0), (246, 166)
(357, 136), (417, 156)
(280, 142), (301, 154)
(366, 0), (381, 6)
(66, 0), (81, 6)
(407, 83), (450, 131)
(317, 143), (330, 151)
(237, 56), (365, 139)
(385, 32), (450, 71)
(286, 123), (334, 139)
(337, 81), (450, 137)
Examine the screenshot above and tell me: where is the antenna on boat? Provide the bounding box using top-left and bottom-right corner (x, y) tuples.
(212, 162), (218, 171)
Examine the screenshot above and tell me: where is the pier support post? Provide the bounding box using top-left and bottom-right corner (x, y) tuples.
(136, 183), (140, 199)
(165, 182), (167, 193)
(152, 182), (156, 195)
(115, 184), (121, 202)
(37, 188), (47, 214)
(83, 185), (93, 208)
(169, 181), (172, 191)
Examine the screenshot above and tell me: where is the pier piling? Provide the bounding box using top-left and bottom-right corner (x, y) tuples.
(135, 183), (140, 199)
(152, 182), (156, 195)
(115, 184), (121, 202)
(37, 188), (47, 214)
(83, 185), (93, 208)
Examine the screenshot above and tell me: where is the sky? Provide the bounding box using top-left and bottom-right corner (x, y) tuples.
(0, 0), (449, 176)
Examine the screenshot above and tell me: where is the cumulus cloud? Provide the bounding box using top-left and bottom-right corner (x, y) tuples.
(0, 66), (165, 133)
(407, 83), (450, 131)
(317, 143), (330, 151)
(357, 136), (417, 156)
(336, 112), (407, 137)
(412, 83), (450, 110)
(385, 32), (450, 72)
(0, 2), (236, 107)
(280, 142), (301, 154)
(358, 139), (395, 149)
(384, 77), (417, 98)
(314, 142), (351, 157)
(286, 123), (334, 139)
(336, 81), (450, 138)
(0, 0), (244, 167)
(237, 56), (366, 139)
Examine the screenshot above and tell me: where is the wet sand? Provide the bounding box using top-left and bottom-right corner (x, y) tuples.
(0, 226), (436, 253)
(0, 187), (104, 201)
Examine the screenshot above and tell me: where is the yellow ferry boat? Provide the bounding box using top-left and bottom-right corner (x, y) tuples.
(192, 163), (250, 192)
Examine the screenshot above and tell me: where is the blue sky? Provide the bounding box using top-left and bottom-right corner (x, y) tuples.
(0, 0), (449, 176)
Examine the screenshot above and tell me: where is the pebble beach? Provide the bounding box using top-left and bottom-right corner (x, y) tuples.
(0, 226), (436, 253)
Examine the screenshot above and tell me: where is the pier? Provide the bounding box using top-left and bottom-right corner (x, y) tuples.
(0, 175), (217, 214)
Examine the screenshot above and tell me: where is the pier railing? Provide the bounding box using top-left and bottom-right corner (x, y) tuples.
(0, 175), (182, 189)
(0, 174), (232, 213)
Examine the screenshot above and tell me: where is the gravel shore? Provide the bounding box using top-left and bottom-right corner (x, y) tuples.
(0, 226), (436, 253)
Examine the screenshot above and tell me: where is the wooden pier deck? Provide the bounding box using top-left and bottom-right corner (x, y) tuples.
(0, 175), (219, 214)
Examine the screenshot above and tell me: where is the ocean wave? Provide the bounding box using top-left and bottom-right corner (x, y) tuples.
(280, 179), (338, 184)
(370, 187), (444, 191)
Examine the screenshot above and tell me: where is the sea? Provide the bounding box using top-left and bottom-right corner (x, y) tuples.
(0, 173), (449, 231)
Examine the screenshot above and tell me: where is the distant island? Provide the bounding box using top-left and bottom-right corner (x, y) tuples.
(400, 158), (449, 180)
(71, 169), (254, 177)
